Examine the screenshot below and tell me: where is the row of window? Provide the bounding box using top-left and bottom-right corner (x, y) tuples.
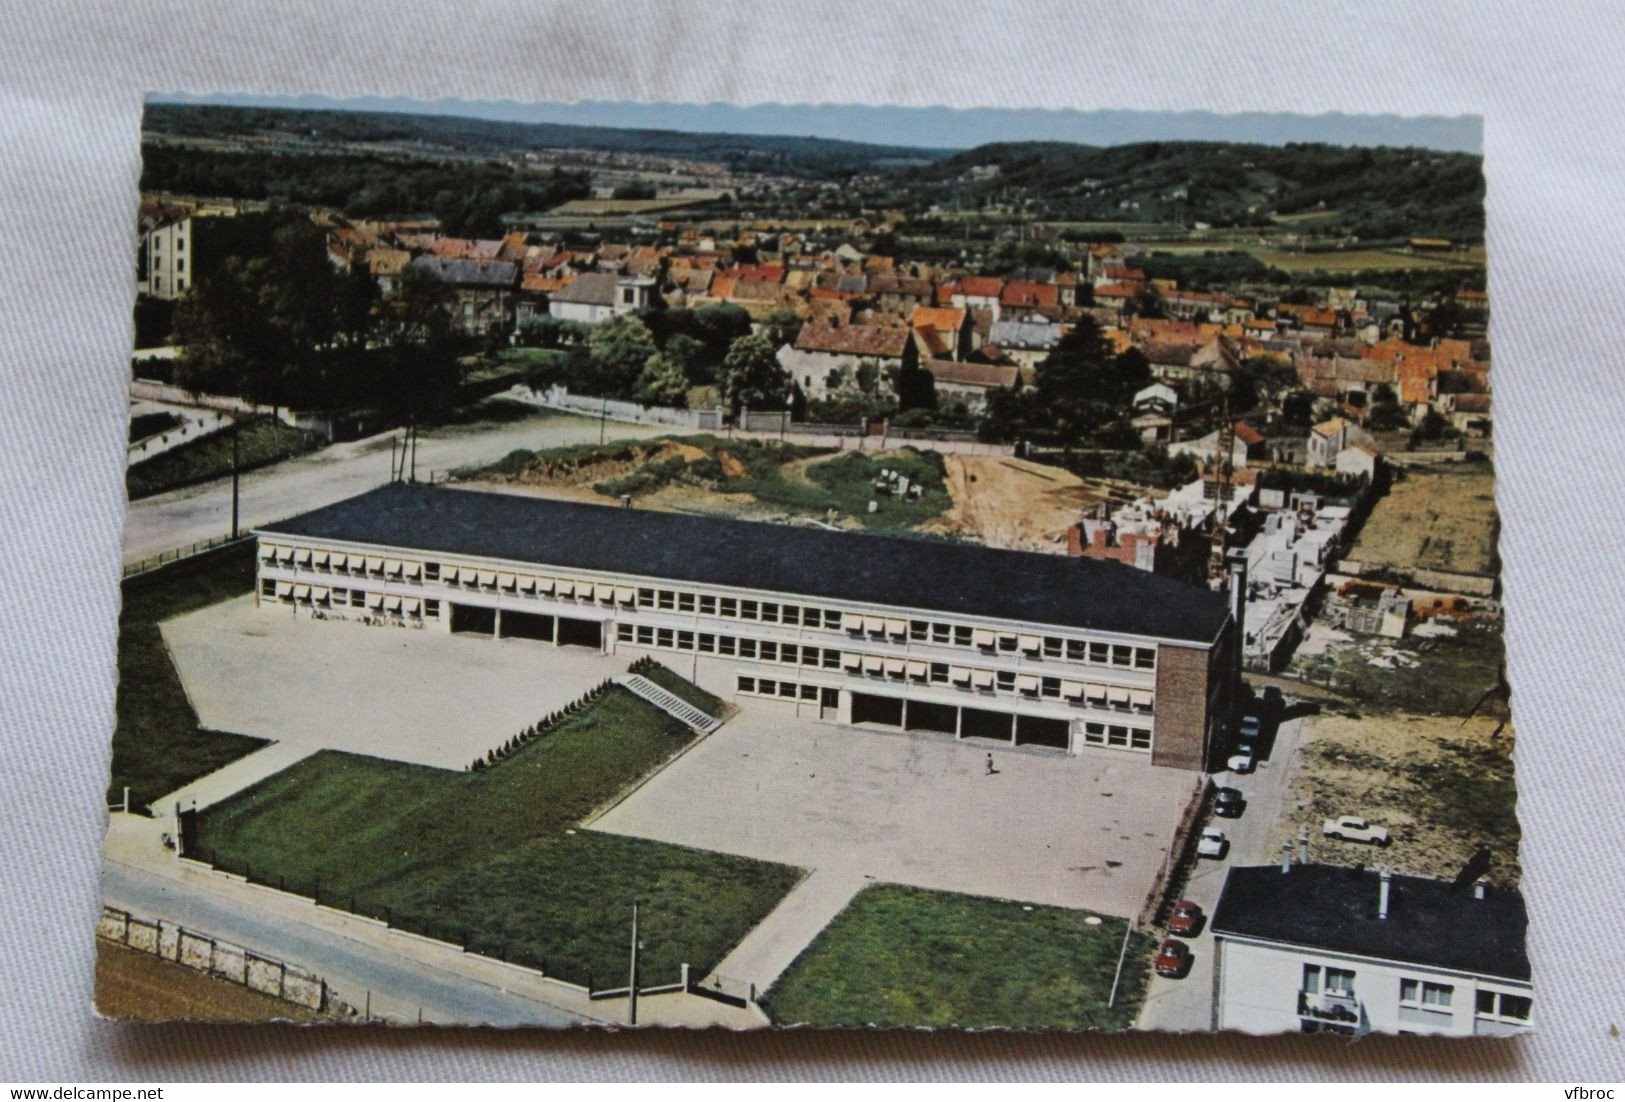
(260, 578), (440, 619)
(736, 676), (832, 704)
(1081, 722), (1153, 751)
(1304, 965), (1531, 1023)
(262, 543), (1161, 672)
(613, 622), (1155, 712)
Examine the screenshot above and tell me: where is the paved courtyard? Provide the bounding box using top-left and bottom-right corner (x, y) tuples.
(162, 596), (621, 771)
(592, 709), (1190, 919)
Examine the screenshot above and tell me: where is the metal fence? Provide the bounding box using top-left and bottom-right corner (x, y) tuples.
(122, 533), (253, 579)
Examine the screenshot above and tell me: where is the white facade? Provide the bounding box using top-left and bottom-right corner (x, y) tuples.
(140, 217), (193, 300)
(1216, 933), (1534, 1037)
(251, 529), (1218, 765)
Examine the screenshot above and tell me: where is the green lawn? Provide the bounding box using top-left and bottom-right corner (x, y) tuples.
(193, 687), (800, 986)
(761, 884), (1155, 1030)
(633, 659), (727, 719)
(111, 543), (267, 810)
(126, 418), (323, 500)
(744, 448), (951, 533)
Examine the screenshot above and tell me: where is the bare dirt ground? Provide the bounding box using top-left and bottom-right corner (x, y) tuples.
(1347, 461), (1499, 576)
(1268, 710), (1520, 889)
(923, 455), (1110, 552)
(94, 939), (336, 1023)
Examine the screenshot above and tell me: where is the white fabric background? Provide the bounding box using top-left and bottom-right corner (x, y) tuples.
(0, 0), (1621, 1082)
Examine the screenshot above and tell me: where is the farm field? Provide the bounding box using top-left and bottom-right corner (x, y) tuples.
(762, 884), (1152, 1030)
(1346, 460), (1499, 577)
(1269, 711), (1519, 890)
(192, 686), (801, 986)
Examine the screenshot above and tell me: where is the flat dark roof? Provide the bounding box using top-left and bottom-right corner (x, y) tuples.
(258, 482), (1231, 643)
(1211, 864), (1530, 982)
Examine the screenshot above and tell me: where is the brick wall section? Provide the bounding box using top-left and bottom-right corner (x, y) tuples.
(1153, 642), (1212, 771)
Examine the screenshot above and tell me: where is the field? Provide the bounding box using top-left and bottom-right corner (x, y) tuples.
(192, 686), (801, 986)
(549, 197), (714, 216)
(1347, 461), (1499, 578)
(466, 434), (953, 534)
(1270, 712), (1520, 889)
(94, 939), (337, 1023)
(126, 418), (323, 500)
(1248, 246), (1480, 272)
(924, 454), (1111, 552)
(1288, 614), (1505, 717)
(110, 543), (267, 810)
(761, 884), (1153, 1030)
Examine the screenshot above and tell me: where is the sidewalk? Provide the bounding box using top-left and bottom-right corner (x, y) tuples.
(705, 867), (868, 996)
(101, 814), (762, 1029)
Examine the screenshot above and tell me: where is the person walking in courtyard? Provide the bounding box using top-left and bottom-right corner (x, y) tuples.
(985, 753), (996, 776)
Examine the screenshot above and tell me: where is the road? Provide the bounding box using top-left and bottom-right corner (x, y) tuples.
(1136, 710), (1308, 1032)
(122, 400), (670, 566)
(101, 856), (585, 1027)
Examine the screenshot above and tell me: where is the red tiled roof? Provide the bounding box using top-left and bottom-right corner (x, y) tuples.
(793, 322), (909, 358)
(1000, 280), (1060, 308)
(958, 276), (1003, 299)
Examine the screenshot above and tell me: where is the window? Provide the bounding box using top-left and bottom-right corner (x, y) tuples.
(718, 635), (737, 656)
(656, 628), (674, 648)
(1400, 980), (1453, 1009)
(737, 676), (756, 693)
(1041, 676), (1061, 698)
(636, 625), (654, 645)
(802, 608), (821, 629)
(1135, 647), (1157, 670)
(738, 639), (757, 659)
(997, 634), (1017, 653)
(777, 681), (797, 699)
(996, 671), (1016, 692)
(350, 591), (365, 608)
(1130, 728), (1152, 751)
(424, 563), (440, 581)
(821, 650), (841, 669)
(260, 579), (276, 597)
(1112, 645), (1134, 667)
(1084, 722), (1106, 745)
(424, 599), (439, 617)
(1089, 642), (1109, 664)
(760, 602), (779, 623)
(1066, 639), (1087, 661)
(932, 624), (951, 644)
(658, 590), (676, 610)
(909, 620), (929, 641)
(698, 595), (717, 615)
(638, 587), (656, 607)
(617, 623), (635, 642)
(800, 647), (820, 667)
(677, 631), (695, 651)
(781, 605), (800, 626)
(176, 258), (185, 273)
(1043, 637), (1063, 658)
(930, 663), (949, 683)
(953, 626), (973, 646)
(698, 633), (717, 653)
(740, 600), (759, 620)
(1477, 992), (1531, 1021)
(678, 593), (696, 613)
(1304, 965), (1357, 997)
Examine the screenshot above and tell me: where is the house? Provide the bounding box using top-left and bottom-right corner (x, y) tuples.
(950, 276), (1004, 319)
(1443, 392), (1492, 436)
(1212, 863), (1531, 1036)
(1335, 444), (1381, 481)
(1234, 421), (1267, 462)
(985, 318), (1063, 370)
(777, 321), (912, 399)
(547, 272), (655, 325)
(1307, 417), (1352, 468)
(364, 248), (411, 294)
(1133, 383), (1180, 415)
(909, 306), (971, 361)
(407, 256), (519, 336)
(919, 359), (1029, 416)
(255, 481), (1238, 768)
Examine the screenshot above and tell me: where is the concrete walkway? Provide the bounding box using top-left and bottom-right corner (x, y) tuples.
(155, 741), (313, 820)
(101, 814), (761, 1029)
(705, 867), (868, 997)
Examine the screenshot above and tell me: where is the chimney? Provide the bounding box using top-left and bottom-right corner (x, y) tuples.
(1474, 877), (1488, 901)
(1298, 825), (1310, 866)
(1378, 868), (1392, 920)
(1280, 841), (1293, 874)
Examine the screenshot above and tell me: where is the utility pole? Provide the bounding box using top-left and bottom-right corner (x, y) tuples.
(627, 900), (640, 1026)
(600, 395), (608, 445)
(409, 418), (418, 483)
(389, 436), (399, 483)
(229, 417), (241, 539)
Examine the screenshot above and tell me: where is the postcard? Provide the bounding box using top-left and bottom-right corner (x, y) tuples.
(100, 94), (1521, 1033)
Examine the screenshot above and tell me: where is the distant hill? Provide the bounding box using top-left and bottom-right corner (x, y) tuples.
(142, 103), (952, 179)
(902, 141), (1485, 242)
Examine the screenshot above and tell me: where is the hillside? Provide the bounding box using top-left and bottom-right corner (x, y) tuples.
(142, 103), (951, 180)
(901, 141), (1485, 242)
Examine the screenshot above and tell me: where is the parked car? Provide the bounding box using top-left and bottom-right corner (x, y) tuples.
(1155, 938), (1191, 978)
(1227, 745), (1256, 774)
(1197, 827), (1229, 859)
(1167, 899), (1205, 937)
(1322, 815), (1390, 846)
(1239, 714), (1262, 737)
(1214, 787), (1246, 817)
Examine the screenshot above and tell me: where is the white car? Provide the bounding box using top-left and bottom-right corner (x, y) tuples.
(1196, 827), (1229, 859)
(1323, 815), (1391, 846)
(1227, 744), (1256, 773)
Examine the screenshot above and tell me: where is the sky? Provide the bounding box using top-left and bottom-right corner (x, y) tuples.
(150, 92), (1482, 154)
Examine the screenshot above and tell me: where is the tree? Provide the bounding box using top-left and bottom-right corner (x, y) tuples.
(893, 355), (938, 414)
(335, 262), (379, 351)
(633, 351), (690, 408)
(1033, 318), (1150, 445)
(719, 334), (788, 416)
(758, 307), (804, 349)
(583, 315), (657, 398)
(374, 265), (464, 423)
(1129, 283), (1166, 319)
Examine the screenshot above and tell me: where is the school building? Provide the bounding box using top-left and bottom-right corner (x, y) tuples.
(253, 483), (1238, 770)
